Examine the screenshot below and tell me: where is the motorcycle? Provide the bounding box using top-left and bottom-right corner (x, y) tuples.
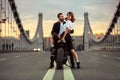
(55, 40), (68, 69)
(52, 30), (74, 69)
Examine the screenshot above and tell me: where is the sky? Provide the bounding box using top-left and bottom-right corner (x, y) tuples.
(14, 0), (119, 38)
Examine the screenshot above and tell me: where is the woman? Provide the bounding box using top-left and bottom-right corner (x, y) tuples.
(61, 12), (80, 69)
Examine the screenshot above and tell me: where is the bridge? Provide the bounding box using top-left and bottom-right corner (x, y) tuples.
(0, 0), (120, 80)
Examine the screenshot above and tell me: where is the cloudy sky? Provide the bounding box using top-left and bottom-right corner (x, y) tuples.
(15, 0), (119, 38)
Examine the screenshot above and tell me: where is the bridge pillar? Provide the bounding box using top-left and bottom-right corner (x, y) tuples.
(38, 13), (44, 51)
(84, 12), (89, 51)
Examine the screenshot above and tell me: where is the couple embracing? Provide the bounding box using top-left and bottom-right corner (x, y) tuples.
(49, 12), (80, 69)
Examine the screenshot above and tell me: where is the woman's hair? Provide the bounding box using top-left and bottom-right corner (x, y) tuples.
(67, 12), (75, 23)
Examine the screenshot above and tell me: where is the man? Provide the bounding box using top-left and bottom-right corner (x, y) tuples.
(49, 13), (75, 68)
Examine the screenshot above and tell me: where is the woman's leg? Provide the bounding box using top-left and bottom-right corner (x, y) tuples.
(70, 49), (80, 69)
(64, 33), (80, 68)
(70, 49), (79, 62)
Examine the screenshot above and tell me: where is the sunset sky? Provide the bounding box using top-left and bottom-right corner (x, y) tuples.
(14, 0), (119, 38)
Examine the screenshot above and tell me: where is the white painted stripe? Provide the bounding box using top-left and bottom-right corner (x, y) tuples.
(0, 58), (7, 61)
(42, 63), (56, 80)
(64, 61), (75, 80)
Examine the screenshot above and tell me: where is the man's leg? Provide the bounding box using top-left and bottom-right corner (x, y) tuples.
(49, 36), (59, 68)
(49, 51), (55, 68)
(49, 36), (55, 68)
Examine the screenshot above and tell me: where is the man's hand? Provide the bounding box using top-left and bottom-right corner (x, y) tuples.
(57, 34), (61, 39)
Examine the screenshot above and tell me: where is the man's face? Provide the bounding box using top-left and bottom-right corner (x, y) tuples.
(58, 14), (64, 21)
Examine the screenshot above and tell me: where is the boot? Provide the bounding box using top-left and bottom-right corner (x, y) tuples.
(76, 62), (80, 69)
(49, 47), (56, 68)
(70, 57), (75, 69)
(49, 56), (55, 68)
(69, 52), (75, 69)
(71, 63), (75, 69)
(49, 62), (54, 68)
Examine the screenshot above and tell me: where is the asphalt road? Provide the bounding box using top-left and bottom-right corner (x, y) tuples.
(0, 50), (120, 80)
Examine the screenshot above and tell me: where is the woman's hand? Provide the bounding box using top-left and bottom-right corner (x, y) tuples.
(61, 38), (66, 43)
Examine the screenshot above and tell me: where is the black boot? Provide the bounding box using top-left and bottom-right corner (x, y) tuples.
(49, 63), (54, 68)
(70, 56), (75, 69)
(71, 63), (75, 69)
(69, 51), (75, 69)
(49, 47), (56, 69)
(49, 56), (55, 68)
(76, 62), (80, 69)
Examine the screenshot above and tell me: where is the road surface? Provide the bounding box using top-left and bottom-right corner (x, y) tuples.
(0, 50), (120, 80)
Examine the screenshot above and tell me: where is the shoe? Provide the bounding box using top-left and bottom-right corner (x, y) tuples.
(49, 55), (55, 69)
(76, 62), (80, 69)
(71, 63), (75, 69)
(69, 53), (75, 69)
(49, 63), (54, 69)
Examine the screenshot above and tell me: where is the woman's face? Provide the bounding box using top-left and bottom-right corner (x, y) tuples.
(67, 13), (72, 20)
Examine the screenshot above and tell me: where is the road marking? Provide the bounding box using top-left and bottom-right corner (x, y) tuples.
(0, 58), (7, 61)
(42, 62), (75, 80)
(42, 63), (56, 80)
(64, 61), (75, 80)
(116, 57), (120, 60)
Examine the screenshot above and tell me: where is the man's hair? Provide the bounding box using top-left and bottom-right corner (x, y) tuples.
(57, 13), (63, 18)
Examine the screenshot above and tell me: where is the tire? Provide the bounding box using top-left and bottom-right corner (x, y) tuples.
(56, 48), (64, 69)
